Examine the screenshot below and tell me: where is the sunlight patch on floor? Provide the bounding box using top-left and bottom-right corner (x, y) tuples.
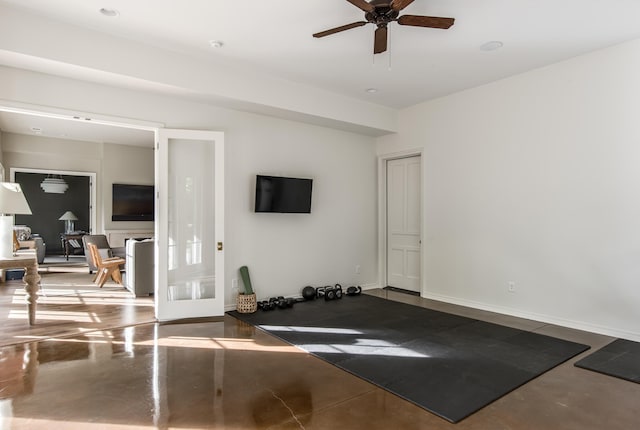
(8, 310), (101, 323)
(260, 325), (363, 335)
(133, 335), (304, 353)
(300, 342), (430, 358)
(0, 416), (151, 429)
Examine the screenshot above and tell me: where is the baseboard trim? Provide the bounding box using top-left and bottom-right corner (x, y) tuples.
(422, 291), (640, 342)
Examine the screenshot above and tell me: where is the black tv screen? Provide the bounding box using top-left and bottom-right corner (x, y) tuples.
(255, 175), (313, 213)
(112, 183), (155, 221)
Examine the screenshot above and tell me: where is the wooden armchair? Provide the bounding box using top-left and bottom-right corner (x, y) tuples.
(86, 242), (125, 288)
(82, 234), (125, 273)
(12, 231), (20, 253)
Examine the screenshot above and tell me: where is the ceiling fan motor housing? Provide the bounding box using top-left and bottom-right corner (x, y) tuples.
(365, 2), (400, 26)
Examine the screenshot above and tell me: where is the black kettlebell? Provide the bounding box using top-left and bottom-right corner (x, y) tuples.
(277, 297), (288, 309)
(334, 283), (343, 299)
(346, 286), (362, 296)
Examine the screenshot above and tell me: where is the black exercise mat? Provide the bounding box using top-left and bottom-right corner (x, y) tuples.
(574, 339), (640, 383)
(228, 295), (589, 423)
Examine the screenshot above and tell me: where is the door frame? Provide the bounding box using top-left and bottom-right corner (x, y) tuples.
(1, 102), (228, 320)
(155, 128), (225, 321)
(377, 149), (424, 295)
(10, 167), (97, 235)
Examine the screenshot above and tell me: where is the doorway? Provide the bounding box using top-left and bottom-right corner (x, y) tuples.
(1, 103), (226, 321)
(11, 168), (95, 255)
(383, 154), (422, 293)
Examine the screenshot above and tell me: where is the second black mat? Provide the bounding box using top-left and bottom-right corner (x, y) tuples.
(574, 339), (640, 383)
(229, 294), (589, 423)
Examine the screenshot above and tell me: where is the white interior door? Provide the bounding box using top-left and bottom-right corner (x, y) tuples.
(386, 156), (421, 292)
(156, 129), (224, 320)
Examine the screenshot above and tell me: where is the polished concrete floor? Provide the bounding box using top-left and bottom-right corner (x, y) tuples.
(1, 289), (639, 429)
(0, 270), (155, 347)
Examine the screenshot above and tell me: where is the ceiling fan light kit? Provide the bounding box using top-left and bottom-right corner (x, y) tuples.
(313, 0), (455, 54)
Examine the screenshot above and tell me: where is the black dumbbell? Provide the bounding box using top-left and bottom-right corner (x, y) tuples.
(277, 297), (288, 309)
(258, 300), (274, 311)
(346, 286), (362, 296)
(325, 285), (336, 301)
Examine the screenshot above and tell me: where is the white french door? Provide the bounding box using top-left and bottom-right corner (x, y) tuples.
(386, 155), (421, 292)
(155, 129), (225, 320)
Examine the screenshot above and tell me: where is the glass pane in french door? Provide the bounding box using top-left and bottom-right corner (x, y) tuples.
(166, 138), (215, 301)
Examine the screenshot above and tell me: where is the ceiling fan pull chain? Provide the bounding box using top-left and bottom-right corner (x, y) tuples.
(388, 31), (392, 70)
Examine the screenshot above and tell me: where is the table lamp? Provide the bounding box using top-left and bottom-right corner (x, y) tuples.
(59, 211), (78, 234)
(0, 182), (33, 258)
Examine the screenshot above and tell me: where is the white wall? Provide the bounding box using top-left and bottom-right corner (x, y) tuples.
(226, 115), (378, 304)
(377, 38), (640, 340)
(101, 143), (154, 233)
(0, 66), (379, 307)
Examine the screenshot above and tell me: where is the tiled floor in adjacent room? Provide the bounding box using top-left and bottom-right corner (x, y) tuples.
(1, 286), (639, 429)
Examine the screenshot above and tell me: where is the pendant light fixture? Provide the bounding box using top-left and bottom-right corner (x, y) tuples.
(40, 175), (69, 194)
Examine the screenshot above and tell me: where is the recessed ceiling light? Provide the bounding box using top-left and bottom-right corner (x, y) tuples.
(365, 88), (378, 94)
(99, 8), (120, 17)
(480, 41), (504, 52)
(209, 40), (224, 49)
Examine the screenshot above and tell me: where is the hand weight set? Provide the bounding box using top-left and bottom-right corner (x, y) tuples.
(315, 284), (343, 301)
(258, 296), (295, 311)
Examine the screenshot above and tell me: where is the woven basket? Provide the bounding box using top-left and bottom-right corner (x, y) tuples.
(236, 293), (257, 313)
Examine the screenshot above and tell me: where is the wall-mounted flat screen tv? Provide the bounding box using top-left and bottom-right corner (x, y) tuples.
(112, 183), (155, 221)
(255, 175), (313, 213)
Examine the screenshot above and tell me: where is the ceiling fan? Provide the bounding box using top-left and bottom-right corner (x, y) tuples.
(313, 0), (455, 54)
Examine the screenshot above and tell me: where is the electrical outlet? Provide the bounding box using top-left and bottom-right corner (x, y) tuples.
(508, 281), (515, 293)
(231, 278), (238, 290)
(355, 265), (361, 274)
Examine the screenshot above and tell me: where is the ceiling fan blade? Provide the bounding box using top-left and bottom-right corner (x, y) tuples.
(390, 0), (415, 11)
(346, 0), (375, 13)
(374, 26), (388, 54)
(313, 21), (367, 38)
(397, 15), (455, 29)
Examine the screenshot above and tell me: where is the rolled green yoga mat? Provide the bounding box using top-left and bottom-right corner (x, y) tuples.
(239, 266), (254, 295)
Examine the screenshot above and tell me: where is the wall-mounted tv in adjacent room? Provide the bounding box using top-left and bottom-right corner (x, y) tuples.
(112, 183), (155, 221)
(255, 175), (313, 214)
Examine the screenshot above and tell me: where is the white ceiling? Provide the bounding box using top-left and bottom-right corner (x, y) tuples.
(2, 0), (640, 143)
(0, 111), (154, 147)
